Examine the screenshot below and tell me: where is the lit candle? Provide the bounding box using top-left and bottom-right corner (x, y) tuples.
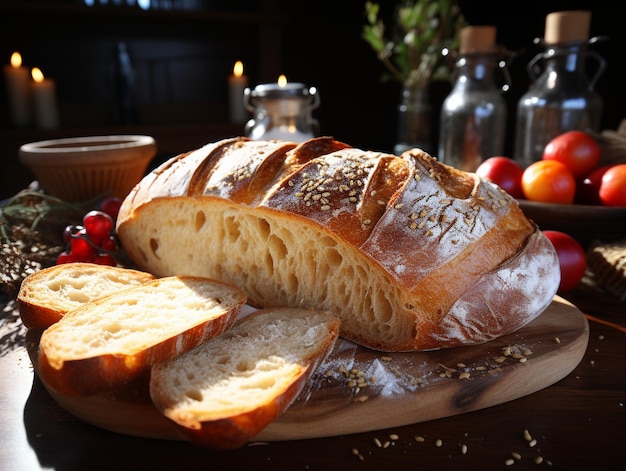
(3, 52), (32, 127)
(228, 60), (249, 123)
(31, 67), (59, 129)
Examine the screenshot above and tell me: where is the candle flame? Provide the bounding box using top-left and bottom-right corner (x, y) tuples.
(31, 67), (45, 83)
(233, 60), (244, 78)
(277, 75), (287, 86)
(10, 52), (22, 68)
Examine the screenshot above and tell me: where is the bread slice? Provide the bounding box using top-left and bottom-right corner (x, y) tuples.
(37, 276), (247, 397)
(18, 262), (155, 330)
(149, 307), (340, 449)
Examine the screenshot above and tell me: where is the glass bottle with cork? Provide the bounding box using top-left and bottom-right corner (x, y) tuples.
(438, 25), (509, 172)
(513, 10), (606, 168)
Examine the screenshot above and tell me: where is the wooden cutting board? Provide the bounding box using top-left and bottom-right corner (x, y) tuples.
(27, 295), (588, 442)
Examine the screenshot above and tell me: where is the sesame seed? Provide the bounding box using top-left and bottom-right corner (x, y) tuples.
(461, 444), (468, 454)
(505, 458), (514, 466)
(511, 452), (522, 460)
(374, 438), (382, 447)
(415, 436), (425, 442)
(389, 434), (399, 441)
(435, 439), (443, 447)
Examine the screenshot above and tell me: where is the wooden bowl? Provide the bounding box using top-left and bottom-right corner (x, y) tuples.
(19, 135), (157, 202)
(518, 199), (626, 249)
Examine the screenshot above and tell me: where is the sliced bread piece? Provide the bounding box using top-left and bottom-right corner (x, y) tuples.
(38, 276), (247, 397)
(149, 307), (340, 449)
(18, 262), (155, 330)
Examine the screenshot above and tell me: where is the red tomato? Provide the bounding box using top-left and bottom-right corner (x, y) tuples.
(576, 165), (613, 205)
(598, 164), (626, 207)
(521, 160), (576, 204)
(475, 157), (524, 198)
(542, 230), (587, 293)
(542, 130), (601, 178)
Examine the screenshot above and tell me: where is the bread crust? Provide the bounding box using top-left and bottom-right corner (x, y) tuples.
(117, 137), (560, 351)
(149, 308), (340, 449)
(37, 276), (247, 396)
(17, 263), (155, 330)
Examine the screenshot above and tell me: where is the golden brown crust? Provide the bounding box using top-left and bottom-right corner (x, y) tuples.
(117, 137), (561, 351)
(149, 308), (340, 449)
(17, 263), (155, 330)
(37, 276), (247, 396)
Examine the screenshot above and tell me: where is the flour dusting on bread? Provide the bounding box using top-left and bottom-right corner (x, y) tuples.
(117, 137), (560, 351)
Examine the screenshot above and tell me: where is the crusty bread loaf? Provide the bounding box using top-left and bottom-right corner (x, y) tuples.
(38, 276), (247, 396)
(149, 307), (340, 449)
(17, 262), (155, 330)
(116, 136), (560, 351)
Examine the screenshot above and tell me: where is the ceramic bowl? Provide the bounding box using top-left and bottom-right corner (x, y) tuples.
(19, 135), (157, 202)
(518, 199), (626, 249)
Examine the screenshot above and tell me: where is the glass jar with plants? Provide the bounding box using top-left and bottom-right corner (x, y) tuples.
(362, 0), (464, 154)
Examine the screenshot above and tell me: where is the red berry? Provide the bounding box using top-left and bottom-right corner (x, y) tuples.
(93, 253), (117, 266)
(63, 224), (83, 244)
(100, 235), (117, 252)
(70, 229), (96, 260)
(83, 210), (114, 244)
(99, 197), (122, 220)
(57, 251), (81, 265)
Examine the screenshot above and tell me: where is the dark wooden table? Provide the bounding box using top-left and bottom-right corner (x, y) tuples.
(1, 276), (624, 471)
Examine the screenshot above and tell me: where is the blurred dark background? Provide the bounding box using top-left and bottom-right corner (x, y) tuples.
(1, 0), (624, 199)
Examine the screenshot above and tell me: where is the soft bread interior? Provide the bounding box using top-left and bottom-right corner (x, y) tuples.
(124, 200), (408, 351)
(40, 277), (246, 367)
(150, 308), (339, 425)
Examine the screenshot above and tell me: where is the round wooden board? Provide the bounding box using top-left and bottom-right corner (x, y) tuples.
(27, 296), (589, 442)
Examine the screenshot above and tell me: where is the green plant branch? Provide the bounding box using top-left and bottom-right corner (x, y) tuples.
(362, 0), (464, 89)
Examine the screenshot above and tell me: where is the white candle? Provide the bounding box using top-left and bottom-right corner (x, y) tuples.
(3, 52), (32, 127)
(31, 67), (59, 129)
(228, 60), (249, 123)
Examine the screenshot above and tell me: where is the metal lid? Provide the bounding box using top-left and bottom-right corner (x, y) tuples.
(246, 82), (317, 100)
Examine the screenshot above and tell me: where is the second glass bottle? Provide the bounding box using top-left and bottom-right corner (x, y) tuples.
(439, 25), (509, 172)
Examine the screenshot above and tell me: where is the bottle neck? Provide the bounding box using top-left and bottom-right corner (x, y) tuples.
(541, 43), (589, 73)
(454, 53), (499, 86)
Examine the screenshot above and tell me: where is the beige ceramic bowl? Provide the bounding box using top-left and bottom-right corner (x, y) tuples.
(19, 135), (157, 202)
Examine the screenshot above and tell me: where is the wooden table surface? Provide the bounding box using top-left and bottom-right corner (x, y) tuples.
(1, 276), (624, 471)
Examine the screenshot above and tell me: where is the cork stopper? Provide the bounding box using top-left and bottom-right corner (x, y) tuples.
(544, 10), (591, 44)
(459, 26), (497, 55)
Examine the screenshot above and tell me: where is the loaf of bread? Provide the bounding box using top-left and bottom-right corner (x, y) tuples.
(38, 276), (247, 396)
(149, 307), (340, 449)
(17, 262), (155, 330)
(117, 136), (561, 351)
